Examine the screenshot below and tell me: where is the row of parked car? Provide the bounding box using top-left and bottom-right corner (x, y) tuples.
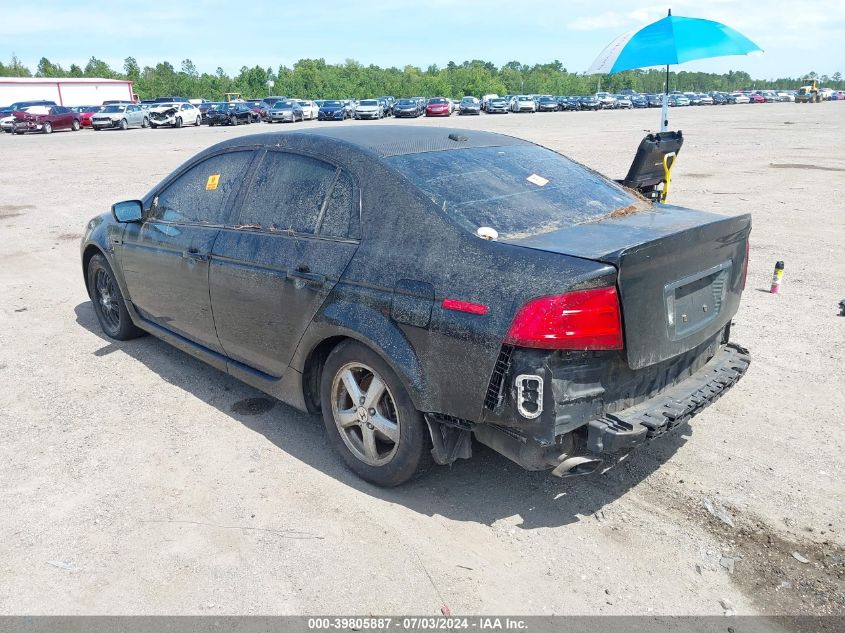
(479, 88), (845, 113)
(0, 97), (210, 134)
(4, 87), (844, 135)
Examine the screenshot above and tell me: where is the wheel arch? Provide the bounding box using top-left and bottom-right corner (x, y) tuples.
(295, 304), (429, 415)
(301, 335), (350, 414)
(81, 243), (106, 295)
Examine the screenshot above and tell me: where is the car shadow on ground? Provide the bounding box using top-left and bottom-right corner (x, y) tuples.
(75, 301), (690, 530)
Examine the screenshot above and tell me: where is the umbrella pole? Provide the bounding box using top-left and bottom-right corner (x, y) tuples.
(660, 64), (670, 132)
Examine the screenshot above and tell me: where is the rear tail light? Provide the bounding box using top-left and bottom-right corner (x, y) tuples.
(504, 287), (624, 351)
(741, 240), (749, 290)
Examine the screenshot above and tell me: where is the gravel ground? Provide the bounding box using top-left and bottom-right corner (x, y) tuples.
(0, 102), (843, 618)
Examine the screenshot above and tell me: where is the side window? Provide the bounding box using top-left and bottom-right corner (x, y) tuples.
(318, 170), (357, 238)
(152, 151), (254, 225)
(236, 152), (342, 235)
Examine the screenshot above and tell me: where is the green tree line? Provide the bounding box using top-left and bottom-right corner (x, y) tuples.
(2, 54), (842, 100)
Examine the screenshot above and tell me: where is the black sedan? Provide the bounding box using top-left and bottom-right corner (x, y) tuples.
(317, 100), (349, 121)
(206, 103), (257, 126)
(393, 99), (422, 118)
(457, 97), (481, 115)
(536, 96), (560, 112)
(579, 96), (601, 110)
(81, 127), (750, 486)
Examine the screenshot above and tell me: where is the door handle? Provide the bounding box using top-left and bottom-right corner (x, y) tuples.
(182, 248), (209, 262)
(287, 269), (326, 285)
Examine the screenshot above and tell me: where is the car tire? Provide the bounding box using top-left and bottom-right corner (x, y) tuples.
(42, 122), (53, 134)
(229, 116), (237, 126)
(321, 340), (430, 487)
(71, 119), (80, 131)
(86, 253), (144, 341)
(150, 122), (158, 129)
(174, 116), (182, 128)
(119, 118), (128, 130)
(142, 117), (149, 128)
(195, 116), (201, 126)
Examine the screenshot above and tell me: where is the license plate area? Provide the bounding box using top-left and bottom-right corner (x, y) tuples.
(664, 261), (731, 340)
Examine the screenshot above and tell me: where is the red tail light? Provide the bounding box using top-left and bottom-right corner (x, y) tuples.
(504, 287), (624, 351)
(741, 240), (749, 290)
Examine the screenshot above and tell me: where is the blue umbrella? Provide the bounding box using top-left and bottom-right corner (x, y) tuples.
(587, 9), (762, 130)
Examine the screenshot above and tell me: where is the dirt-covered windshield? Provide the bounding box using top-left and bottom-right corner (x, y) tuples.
(386, 145), (644, 238)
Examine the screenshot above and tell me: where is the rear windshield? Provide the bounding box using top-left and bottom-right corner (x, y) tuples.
(360, 100), (378, 106)
(385, 145), (641, 239)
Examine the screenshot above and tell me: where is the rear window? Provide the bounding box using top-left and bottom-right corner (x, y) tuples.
(385, 145), (641, 239)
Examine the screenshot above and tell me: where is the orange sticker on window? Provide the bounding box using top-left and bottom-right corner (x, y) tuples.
(206, 174), (220, 190)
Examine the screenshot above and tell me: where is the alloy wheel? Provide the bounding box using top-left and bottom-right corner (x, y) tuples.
(94, 268), (121, 333)
(331, 362), (400, 466)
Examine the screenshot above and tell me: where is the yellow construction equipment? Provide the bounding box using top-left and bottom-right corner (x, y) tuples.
(795, 79), (820, 103)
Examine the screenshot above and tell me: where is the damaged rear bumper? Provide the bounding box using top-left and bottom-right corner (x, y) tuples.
(469, 342), (750, 476)
(586, 343), (750, 453)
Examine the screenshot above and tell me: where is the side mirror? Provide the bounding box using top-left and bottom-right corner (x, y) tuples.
(112, 200), (143, 223)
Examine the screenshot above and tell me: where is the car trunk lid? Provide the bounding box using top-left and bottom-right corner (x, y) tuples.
(504, 205), (751, 369)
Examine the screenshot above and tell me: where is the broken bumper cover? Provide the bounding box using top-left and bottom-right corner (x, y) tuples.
(13, 122), (43, 132)
(586, 343), (750, 455)
(471, 342), (750, 476)
(149, 113), (177, 125)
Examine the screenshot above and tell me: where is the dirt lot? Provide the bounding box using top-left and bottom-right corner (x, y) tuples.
(0, 103), (843, 619)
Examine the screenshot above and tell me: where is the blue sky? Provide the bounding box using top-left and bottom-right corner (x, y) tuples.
(2, 0), (843, 79)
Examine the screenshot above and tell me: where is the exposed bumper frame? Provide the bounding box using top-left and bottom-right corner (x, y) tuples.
(471, 342), (751, 476)
(586, 343), (751, 455)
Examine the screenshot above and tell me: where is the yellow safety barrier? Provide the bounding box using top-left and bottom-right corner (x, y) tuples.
(661, 151), (677, 203)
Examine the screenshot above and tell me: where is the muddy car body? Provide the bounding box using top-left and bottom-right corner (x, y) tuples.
(81, 127), (750, 486)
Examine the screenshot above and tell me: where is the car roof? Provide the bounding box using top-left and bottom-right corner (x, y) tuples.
(215, 126), (531, 159)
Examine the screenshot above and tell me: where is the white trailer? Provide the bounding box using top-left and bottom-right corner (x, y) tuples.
(0, 77), (135, 106)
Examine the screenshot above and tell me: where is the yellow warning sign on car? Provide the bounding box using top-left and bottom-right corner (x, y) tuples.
(206, 174), (220, 190)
